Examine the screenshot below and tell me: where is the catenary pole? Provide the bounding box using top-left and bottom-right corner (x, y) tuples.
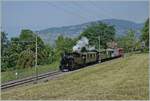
(99, 35), (100, 52)
(35, 33), (38, 82)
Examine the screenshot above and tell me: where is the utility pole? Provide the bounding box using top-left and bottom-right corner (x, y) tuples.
(99, 35), (100, 52)
(35, 34), (38, 83)
(98, 34), (101, 63)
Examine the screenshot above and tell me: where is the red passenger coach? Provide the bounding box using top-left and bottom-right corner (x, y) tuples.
(118, 48), (124, 57)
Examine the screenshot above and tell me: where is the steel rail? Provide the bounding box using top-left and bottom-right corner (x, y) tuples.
(1, 56), (122, 90)
(1, 70), (62, 90)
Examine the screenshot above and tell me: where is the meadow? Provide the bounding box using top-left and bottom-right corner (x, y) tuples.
(1, 53), (149, 100)
(1, 62), (59, 83)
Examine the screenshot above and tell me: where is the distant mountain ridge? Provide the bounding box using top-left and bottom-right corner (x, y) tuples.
(37, 19), (144, 45)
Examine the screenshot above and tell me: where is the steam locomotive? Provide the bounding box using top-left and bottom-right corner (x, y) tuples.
(59, 48), (124, 71)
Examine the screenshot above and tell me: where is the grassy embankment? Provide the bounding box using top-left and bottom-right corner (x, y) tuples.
(1, 62), (59, 83)
(1, 53), (149, 100)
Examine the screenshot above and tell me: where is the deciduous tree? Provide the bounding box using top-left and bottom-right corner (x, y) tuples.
(80, 23), (115, 49)
(141, 18), (149, 48)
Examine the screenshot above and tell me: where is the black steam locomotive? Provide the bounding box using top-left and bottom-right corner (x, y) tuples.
(59, 48), (124, 71)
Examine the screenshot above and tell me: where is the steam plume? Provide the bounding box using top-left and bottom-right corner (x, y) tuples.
(73, 37), (95, 52)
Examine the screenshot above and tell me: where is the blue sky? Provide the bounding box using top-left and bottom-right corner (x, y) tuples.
(2, 1), (149, 38)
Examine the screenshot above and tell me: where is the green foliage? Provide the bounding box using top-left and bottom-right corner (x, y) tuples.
(16, 29), (53, 68)
(19, 29), (36, 41)
(80, 23), (115, 49)
(55, 35), (76, 60)
(17, 49), (35, 69)
(117, 29), (137, 52)
(1, 32), (10, 71)
(1, 32), (9, 54)
(141, 18), (149, 48)
(9, 30), (35, 69)
(1, 29), (55, 71)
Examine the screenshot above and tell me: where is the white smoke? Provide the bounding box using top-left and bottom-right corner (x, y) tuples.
(88, 46), (95, 51)
(73, 37), (95, 52)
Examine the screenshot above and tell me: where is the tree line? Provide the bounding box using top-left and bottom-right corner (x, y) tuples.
(1, 30), (53, 71)
(117, 18), (149, 52)
(1, 19), (149, 71)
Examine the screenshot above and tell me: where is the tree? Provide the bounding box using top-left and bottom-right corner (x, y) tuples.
(1, 29), (55, 70)
(1, 32), (9, 55)
(5, 37), (21, 69)
(20, 29), (36, 41)
(117, 29), (137, 52)
(17, 29), (50, 68)
(55, 35), (76, 60)
(141, 18), (149, 48)
(80, 23), (115, 49)
(42, 44), (54, 64)
(1, 32), (10, 71)
(16, 49), (35, 69)
(126, 30), (137, 52)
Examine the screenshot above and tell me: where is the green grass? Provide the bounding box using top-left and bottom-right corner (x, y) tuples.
(1, 53), (149, 100)
(1, 62), (59, 83)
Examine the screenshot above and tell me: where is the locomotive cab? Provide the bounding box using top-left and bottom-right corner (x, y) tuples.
(59, 53), (75, 71)
(118, 48), (124, 57)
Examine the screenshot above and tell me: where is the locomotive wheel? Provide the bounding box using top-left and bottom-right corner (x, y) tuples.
(59, 66), (63, 71)
(69, 67), (73, 71)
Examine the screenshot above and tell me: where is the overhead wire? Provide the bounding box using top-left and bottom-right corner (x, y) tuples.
(46, 2), (90, 22)
(88, 1), (132, 32)
(89, 1), (115, 19)
(69, 2), (98, 20)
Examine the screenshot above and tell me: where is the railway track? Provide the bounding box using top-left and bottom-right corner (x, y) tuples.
(1, 70), (62, 90)
(1, 56), (122, 90)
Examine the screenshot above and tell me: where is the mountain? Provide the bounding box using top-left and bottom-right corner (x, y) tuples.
(36, 19), (144, 45)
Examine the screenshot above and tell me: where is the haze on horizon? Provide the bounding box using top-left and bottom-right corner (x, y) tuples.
(1, 1), (149, 38)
